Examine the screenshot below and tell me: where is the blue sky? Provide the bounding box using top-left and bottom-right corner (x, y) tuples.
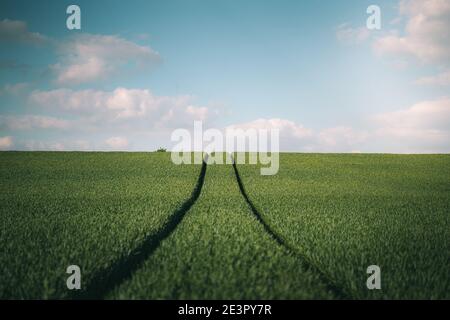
(1, 0), (449, 152)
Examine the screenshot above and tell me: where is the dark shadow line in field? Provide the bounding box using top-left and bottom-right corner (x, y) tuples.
(230, 160), (351, 300)
(75, 160), (208, 300)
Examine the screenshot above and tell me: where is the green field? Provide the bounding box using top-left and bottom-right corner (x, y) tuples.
(0, 152), (449, 299)
(0, 152), (201, 299)
(237, 154), (450, 299)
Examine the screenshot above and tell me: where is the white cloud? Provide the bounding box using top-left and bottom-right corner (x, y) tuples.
(0, 115), (70, 130)
(29, 87), (211, 129)
(226, 106), (450, 153)
(52, 34), (161, 85)
(0, 83), (28, 96)
(0, 136), (13, 150)
(227, 118), (372, 152)
(227, 118), (312, 151)
(318, 126), (368, 150)
(374, 98), (450, 131)
(0, 19), (47, 45)
(373, 97), (450, 151)
(227, 119), (370, 152)
(227, 118), (312, 139)
(227, 118), (312, 152)
(105, 136), (128, 149)
(336, 24), (371, 44)
(399, 0), (450, 16)
(374, 0), (450, 64)
(20, 87), (213, 151)
(415, 70), (450, 86)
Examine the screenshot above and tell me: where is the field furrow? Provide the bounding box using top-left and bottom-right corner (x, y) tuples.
(0, 152), (202, 299)
(2, 152), (448, 299)
(231, 160), (349, 298)
(237, 153), (450, 299)
(108, 159), (338, 299)
(79, 160), (207, 298)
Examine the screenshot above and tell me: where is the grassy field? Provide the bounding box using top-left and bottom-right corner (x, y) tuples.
(0, 152), (201, 299)
(237, 153), (450, 299)
(109, 161), (336, 299)
(0, 152), (449, 299)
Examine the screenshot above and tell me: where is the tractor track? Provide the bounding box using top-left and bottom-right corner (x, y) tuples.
(77, 155), (349, 299)
(231, 160), (351, 300)
(75, 159), (207, 299)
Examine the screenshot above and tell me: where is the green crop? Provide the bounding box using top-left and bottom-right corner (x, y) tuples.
(1, 152), (448, 299)
(0, 152), (200, 299)
(237, 153), (450, 299)
(109, 160), (337, 299)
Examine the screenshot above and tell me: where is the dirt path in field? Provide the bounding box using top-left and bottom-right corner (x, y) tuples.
(231, 161), (351, 299)
(76, 160), (208, 299)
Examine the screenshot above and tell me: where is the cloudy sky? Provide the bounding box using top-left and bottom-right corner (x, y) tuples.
(0, 0), (449, 153)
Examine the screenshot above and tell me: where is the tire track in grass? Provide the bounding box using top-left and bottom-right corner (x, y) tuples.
(231, 160), (351, 299)
(75, 160), (207, 299)
(108, 161), (337, 299)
